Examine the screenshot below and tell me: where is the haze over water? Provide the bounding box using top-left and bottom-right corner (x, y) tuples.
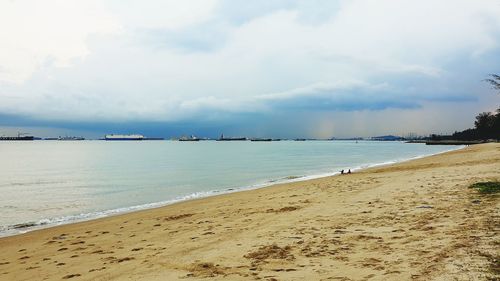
(0, 140), (458, 236)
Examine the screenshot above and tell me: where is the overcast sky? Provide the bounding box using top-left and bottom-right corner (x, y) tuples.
(1, 0), (499, 138)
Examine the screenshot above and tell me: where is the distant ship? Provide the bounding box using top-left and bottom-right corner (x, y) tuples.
(104, 134), (144, 141)
(250, 138), (272, 142)
(217, 134), (247, 141)
(58, 136), (85, 141)
(179, 135), (200, 141)
(0, 133), (34, 141)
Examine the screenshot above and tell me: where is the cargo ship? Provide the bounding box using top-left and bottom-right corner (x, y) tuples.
(0, 133), (34, 141)
(104, 134), (144, 141)
(250, 138), (272, 142)
(58, 136), (85, 141)
(217, 134), (247, 141)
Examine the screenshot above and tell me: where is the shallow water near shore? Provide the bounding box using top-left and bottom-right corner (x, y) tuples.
(0, 140), (459, 236)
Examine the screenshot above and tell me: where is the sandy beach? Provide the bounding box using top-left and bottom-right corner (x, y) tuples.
(1, 143), (498, 281)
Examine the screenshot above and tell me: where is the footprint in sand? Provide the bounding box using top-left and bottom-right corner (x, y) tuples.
(62, 274), (81, 279)
(25, 266), (40, 270)
(89, 266), (106, 272)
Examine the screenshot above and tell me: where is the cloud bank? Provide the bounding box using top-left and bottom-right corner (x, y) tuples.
(0, 0), (499, 137)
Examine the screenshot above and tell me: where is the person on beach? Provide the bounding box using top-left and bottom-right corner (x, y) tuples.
(341, 169), (344, 174)
(348, 169), (351, 174)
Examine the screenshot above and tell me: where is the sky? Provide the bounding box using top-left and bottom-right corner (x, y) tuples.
(0, 0), (499, 139)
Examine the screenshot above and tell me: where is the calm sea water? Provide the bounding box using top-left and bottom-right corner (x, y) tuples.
(0, 140), (459, 236)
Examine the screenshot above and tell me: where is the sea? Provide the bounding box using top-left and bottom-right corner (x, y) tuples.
(0, 140), (461, 237)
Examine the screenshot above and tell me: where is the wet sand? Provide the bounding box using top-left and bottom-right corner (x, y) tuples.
(1, 143), (499, 281)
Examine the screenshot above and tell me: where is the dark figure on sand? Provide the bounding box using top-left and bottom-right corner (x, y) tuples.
(340, 169), (351, 175)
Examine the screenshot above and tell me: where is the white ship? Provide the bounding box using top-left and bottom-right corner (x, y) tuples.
(104, 134), (144, 141)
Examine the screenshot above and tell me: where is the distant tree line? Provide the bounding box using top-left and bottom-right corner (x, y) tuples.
(431, 74), (500, 141)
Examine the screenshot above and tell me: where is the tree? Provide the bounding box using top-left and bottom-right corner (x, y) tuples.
(475, 112), (494, 129)
(474, 111), (499, 139)
(436, 75), (500, 141)
(484, 74), (500, 94)
(494, 107), (500, 137)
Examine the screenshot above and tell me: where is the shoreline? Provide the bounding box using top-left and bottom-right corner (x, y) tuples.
(1, 143), (497, 280)
(1, 144), (464, 238)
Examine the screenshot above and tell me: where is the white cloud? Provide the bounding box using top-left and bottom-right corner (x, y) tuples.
(105, 0), (217, 30)
(0, 0), (121, 84)
(0, 0), (499, 135)
(327, 0), (500, 61)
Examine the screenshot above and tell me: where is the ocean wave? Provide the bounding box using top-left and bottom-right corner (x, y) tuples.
(0, 145), (465, 237)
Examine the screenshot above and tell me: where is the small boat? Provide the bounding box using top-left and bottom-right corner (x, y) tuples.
(179, 135), (200, 141)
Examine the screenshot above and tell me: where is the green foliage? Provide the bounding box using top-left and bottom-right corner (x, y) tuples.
(450, 108), (500, 140)
(469, 181), (500, 194)
(484, 74), (500, 93)
(473, 110), (500, 139)
(450, 74), (500, 140)
(475, 74), (500, 139)
(431, 75), (500, 141)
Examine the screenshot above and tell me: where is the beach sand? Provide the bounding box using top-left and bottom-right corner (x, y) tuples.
(1, 143), (499, 281)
